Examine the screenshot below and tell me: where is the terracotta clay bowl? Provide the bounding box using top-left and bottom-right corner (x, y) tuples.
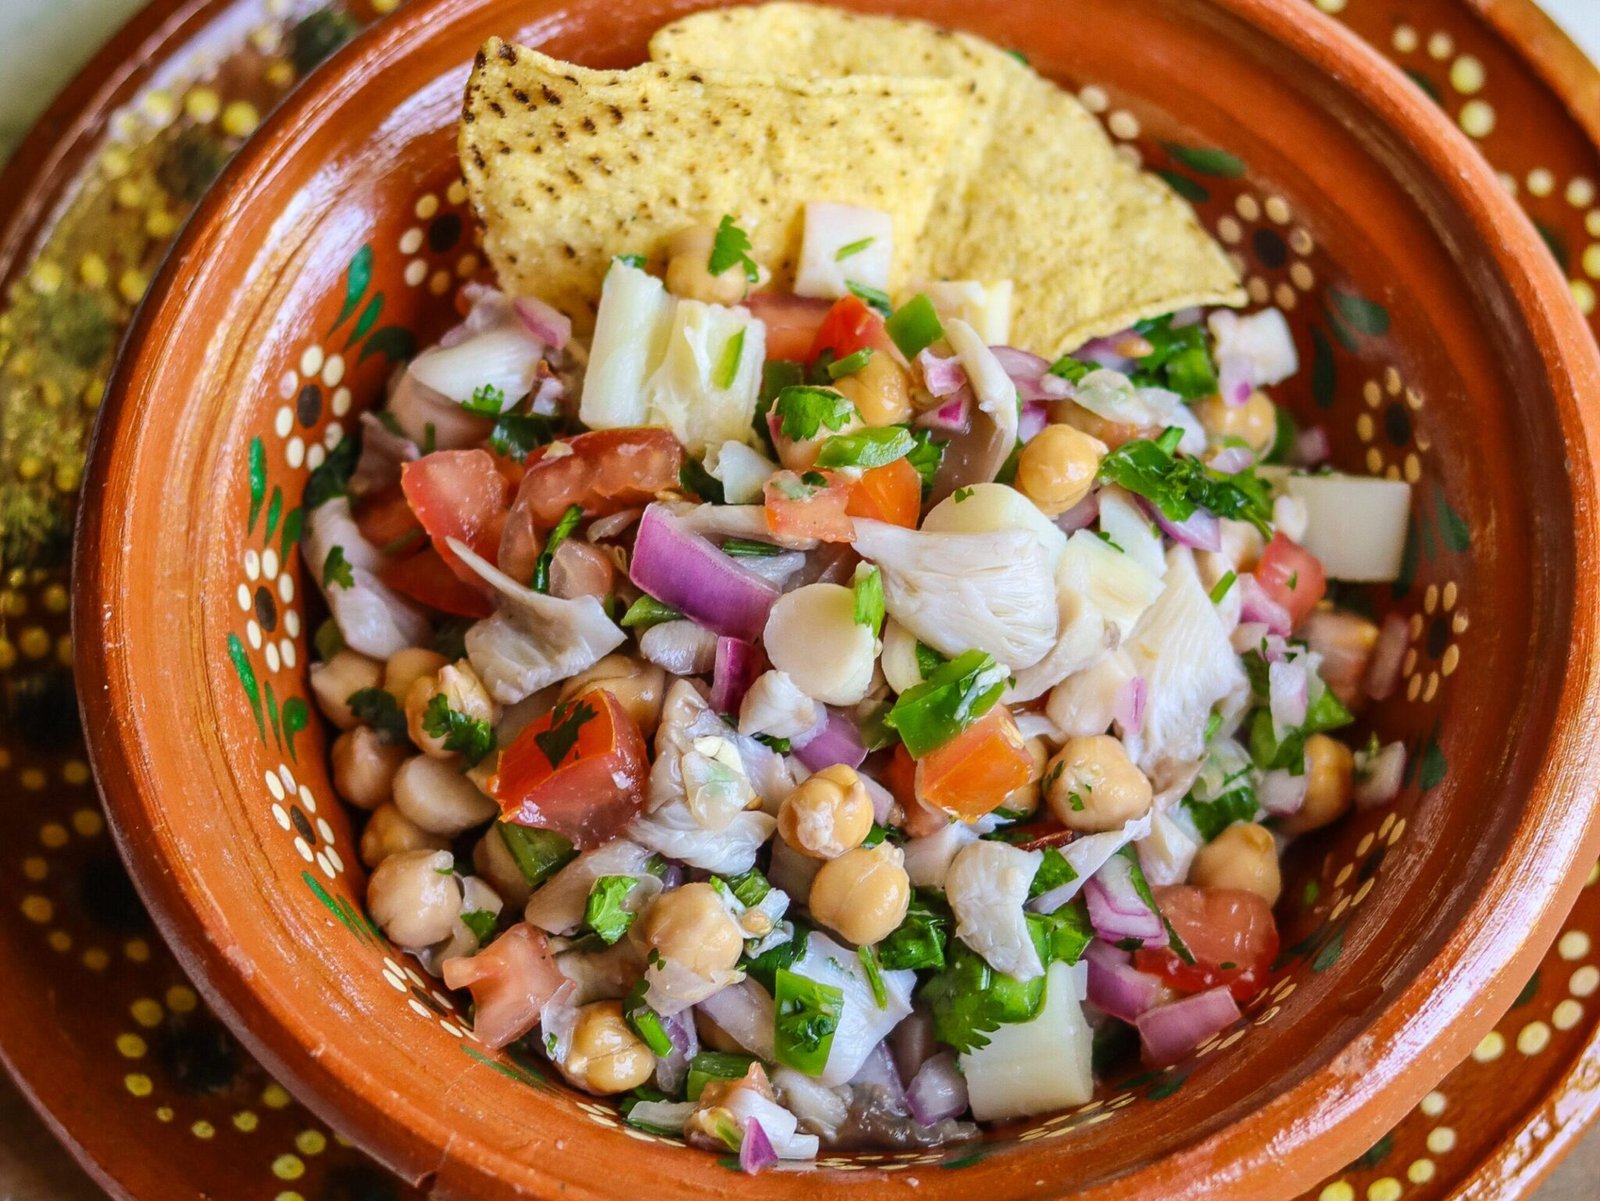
(74, 0), (1600, 1196)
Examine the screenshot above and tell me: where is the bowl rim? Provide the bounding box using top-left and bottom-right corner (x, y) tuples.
(74, 0), (1600, 1196)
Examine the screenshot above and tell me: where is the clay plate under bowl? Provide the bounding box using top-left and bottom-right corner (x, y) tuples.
(73, 0), (1600, 1197)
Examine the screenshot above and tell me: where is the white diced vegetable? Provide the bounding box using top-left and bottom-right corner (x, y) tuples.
(705, 440), (778, 505)
(910, 279), (1014, 345)
(407, 326), (544, 408)
(922, 482), (1068, 573)
(1284, 473), (1412, 582)
(1209, 308), (1299, 389)
(641, 299), (766, 454)
(1097, 486), (1167, 579)
(961, 960), (1092, 1121)
(794, 203), (894, 300)
(580, 261), (673, 430)
(763, 584), (879, 707)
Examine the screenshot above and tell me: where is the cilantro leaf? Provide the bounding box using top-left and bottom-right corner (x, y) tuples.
(460, 908), (498, 943)
(1182, 776), (1260, 842)
(463, 382), (507, 416)
(321, 545), (354, 590)
(1028, 847), (1078, 898)
(814, 425), (916, 470)
(878, 891), (949, 971)
(904, 427), (945, 493)
(1129, 316), (1218, 401)
(858, 945), (888, 1008)
(532, 503), (583, 593)
(922, 941), (1042, 1052)
(614, 253), (647, 269)
(679, 456), (726, 504)
(1248, 685), (1354, 772)
(741, 921), (809, 993)
(488, 412), (560, 462)
(708, 215), (759, 283)
(1047, 354), (1093, 383)
(773, 385), (856, 441)
(756, 360), (805, 455)
(584, 875), (640, 944)
(535, 696), (598, 768)
(754, 733), (791, 753)
(421, 692), (496, 766)
(346, 687), (407, 743)
(1097, 431), (1272, 536)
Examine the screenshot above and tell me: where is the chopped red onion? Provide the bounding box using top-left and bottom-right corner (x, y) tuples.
(740, 1118), (779, 1175)
(889, 1009), (937, 1084)
(917, 348), (968, 398)
(710, 638), (764, 715)
(1135, 986), (1240, 1066)
(654, 1007), (700, 1095)
(1238, 574), (1292, 636)
(915, 388), (972, 434)
(1055, 491), (1101, 534)
(1071, 335), (1135, 372)
(1113, 676), (1147, 734)
(1294, 425), (1332, 467)
(1366, 613), (1408, 701)
(1208, 445), (1255, 475)
(1083, 854), (1166, 947)
(989, 345), (1056, 402)
(905, 1051), (968, 1127)
(1216, 351), (1255, 407)
(630, 504), (779, 643)
(697, 980), (776, 1060)
(859, 773), (896, 824)
(1141, 497), (1222, 552)
(1355, 741), (1407, 809)
(1267, 657), (1309, 732)
(1259, 768), (1309, 816)
(513, 295), (572, 349)
(1085, 939), (1165, 1023)
(792, 707), (868, 772)
(1018, 401), (1048, 444)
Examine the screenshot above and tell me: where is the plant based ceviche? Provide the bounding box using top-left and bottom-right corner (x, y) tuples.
(301, 9), (1415, 1171)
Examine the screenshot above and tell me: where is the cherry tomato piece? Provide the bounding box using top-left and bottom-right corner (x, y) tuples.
(914, 705), (1033, 821)
(490, 688), (649, 849)
(380, 546), (495, 619)
(1134, 884), (1280, 1003)
(399, 449), (510, 581)
(763, 469), (856, 543)
(848, 458), (922, 528)
(746, 291), (831, 362)
(512, 428), (684, 529)
(1254, 532), (1327, 631)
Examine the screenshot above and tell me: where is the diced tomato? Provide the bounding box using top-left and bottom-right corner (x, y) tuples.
(763, 469), (856, 543)
(512, 427), (684, 528)
(380, 546), (494, 619)
(352, 481), (424, 553)
(807, 295), (897, 366)
(747, 291), (831, 361)
(848, 458), (922, 528)
(440, 923), (564, 1050)
(914, 705), (1033, 821)
(1254, 532), (1327, 630)
(489, 688), (648, 849)
(400, 450), (511, 583)
(1134, 885), (1280, 1003)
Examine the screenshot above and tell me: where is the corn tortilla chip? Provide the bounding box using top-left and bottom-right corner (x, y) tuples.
(650, 3), (1245, 356)
(459, 38), (968, 331)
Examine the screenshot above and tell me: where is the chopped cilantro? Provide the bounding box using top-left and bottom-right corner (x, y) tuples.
(773, 385), (856, 441)
(953, 486), (975, 503)
(1097, 429), (1273, 536)
(884, 648), (1008, 756)
(1182, 774), (1259, 842)
(724, 867), (772, 908)
(754, 733), (791, 753)
(835, 236), (875, 261)
(421, 693), (496, 767)
(614, 253), (647, 269)
(904, 427), (945, 493)
(1095, 530), (1125, 553)
(621, 595), (683, 630)
(679, 456), (726, 504)
(853, 565), (885, 635)
(741, 921), (809, 992)
(722, 537), (782, 558)
(464, 382), (507, 416)
(346, 687), (406, 743)
(847, 280), (892, 316)
(488, 412), (560, 461)
(878, 892), (950, 971)
(707, 215), (759, 283)
(922, 941), (1042, 1052)
(826, 347), (875, 379)
(1249, 686), (1355, 772)
(313, 618), (344, 661)
(1128, 315), (1218, 400)
(460, 909), (498, 943)
(534, 697), (599, 768)
(532, 503), (583, 593)
(814, 425), (915, 470)
(321, 545), (354, 590)
(713, 327), (747, 390)
(687, 1051), (757, 1102)
(1047, 353), (1093, 383)
(584, 876), (639, 944)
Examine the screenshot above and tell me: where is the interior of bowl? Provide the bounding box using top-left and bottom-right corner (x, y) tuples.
(77, 0), (1600, 1198)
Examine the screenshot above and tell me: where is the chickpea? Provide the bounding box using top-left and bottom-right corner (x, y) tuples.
(367, 848), (462, 948)
(1190, 822), (1282, 905)
(330, 726), (408, 810)
(473, 825), (533, 908)
(559, 655), (668, 736)
(1195, 390), (1278, 454)
(564, 1001), (656, 1094)
(404, 660), (500, 759)
(392, 754), (499, 836)
(1280, 734), (1354, 835)
(309, 650), (382, 730)
(1045, 734), (1153, 833)
(1000, 737), (1049, 819)
(834, 353), (912, 427)
(640, 882), (744, 976)
(383, 647), (448, 704)
(664, 224), (748, 306)
(1015, 424), (1106, 517)
(808, 843), (910, 946)
(360, 803), (448, 868)
(777, 765), (875, 859)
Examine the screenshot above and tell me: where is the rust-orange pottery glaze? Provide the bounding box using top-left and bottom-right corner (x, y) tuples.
(73, 0), (1600, 1197)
